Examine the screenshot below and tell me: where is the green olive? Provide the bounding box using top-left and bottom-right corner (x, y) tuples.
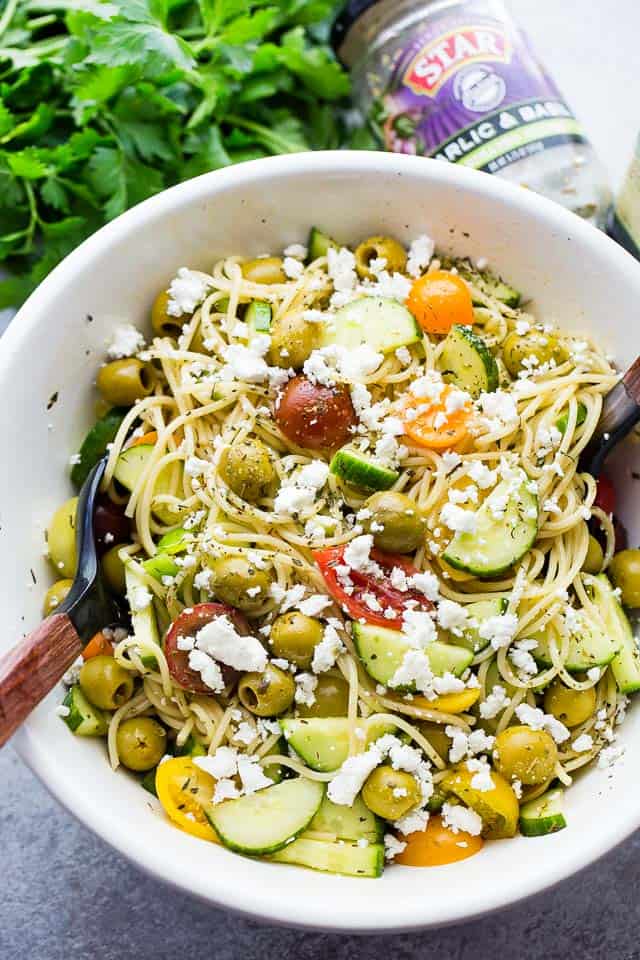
(43, 578), (73, 616)
(102, 545), (127, 594)
(608, 549), (640, 607)
(363, 491), (426, 554)
(151, 289), (183, 339)
(355, 235), (407, 280)
(502, 330), (568, 377)
(582, 534), (604, 574)
(220, 437), (275, 503)
(206, 555), (273, 613)
(47, 497), (78, 578)
(268, 314), (317, 369)
(79, 655), (135, 710)
(241, 257), (286, 284)
(419, 721), (451, 761)
(270, 611), (324, 668)
(543, 680), (596, 728)
(493, 725), (557, 785)
(116, 716), (166, 771)
(362, 765), (421, 819)
(296, 674), (350, 717)
(97, 358), (155, 407)
(238, 664), (295, 716)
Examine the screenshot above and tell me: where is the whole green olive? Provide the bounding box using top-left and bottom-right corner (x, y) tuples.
(241, 257), (286, 284)
(102, 545), (127, 594)
(79, 655), (135, 710)
(608, 549), (640, 607)
(238, 664), (295, 716)
(116, 716), (167, 771)
(270, 611), (324, 668)
(493, 725), (557, 785)
(582, 534), (604, 574)
(220, 437), (275, 503)
(502, 330), (568, 378)
(43, 578), (73, 617)
(363, 491), (426, 554)
(543, 680), (596, 728)
(151, 289), (183, 339)
(48, 497), (78, 578)
(419, 721), (451, 761)
(268, 314), (317, 369)
(206, 554), (273, 613)
(362, 764), (421, 819)
(355, 235), (407, 280)
(97, 358), (155, 407)
(296, 674), (349, 717)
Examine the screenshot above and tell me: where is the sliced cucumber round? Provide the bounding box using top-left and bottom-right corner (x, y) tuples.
(352, 622), (473, 689)
(320, 297), (420, 354)
(307, 226), (337, 261)
(270, 837), (384, 878)
(443, 473), (538, 578)
(437, 324), (498, 398)
(330, 447), (399, 492)
(206, 777), (325, 855)
(555, 401), (587, 436)
(309, 794), (382, 842)
(281, 717), (395, 773)
(62, 685), (108, 737)
(113, 443), (154, 491)
(245, 300), (271, 334)
(532, 610), (617, 672)
(592, 574), (640, 693)
(449, 598), (508, 653)
(519, 787), (566, 837)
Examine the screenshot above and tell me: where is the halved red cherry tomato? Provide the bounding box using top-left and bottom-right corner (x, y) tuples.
(275, 375), (357, 451)
(594, 474), (616, 516)
(313, 545), (433, 628)
(164, 602), (250, 693)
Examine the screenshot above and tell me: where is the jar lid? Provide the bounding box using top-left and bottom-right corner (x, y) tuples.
(332, 0), (428, 68)
(331, 1), (380, 63)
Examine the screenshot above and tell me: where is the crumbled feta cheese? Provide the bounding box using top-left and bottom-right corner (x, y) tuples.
(389, 649), (434, 693)
(440, 502), (477, 534)
(283, 256), (304, 280)
(572, 734), (594, 753)
(311, 624), (345, 673)
(466, 756), (494, 792)
(233, 721), (256, 746)
(187, 649), (225, 693)
(55, 704), (70, 718)
(167, 268), (212, 317)
(297, 594), (332, 616)
(384, 833), (407, 860)
(185, 616), (268, 674)
(401, 609), (438, 648)
(270, 583), (306, 612)
(130, 586), (152, 611)
(395, 807), (429, 836)
(237, 755), (273, 794)
(466, 461), (497, 489)
(395, 346), (412, 366)
(437, 599), (468, 635)
(327, 247), (357, 297)
(327, 744), (382, 806)
(479, 684), (511, 719)
(442, 802), (482, 836)
(283, 243), (307, 259)
(274, 461), (330, 517)
(477, 390), (519, 429)
(597, 743), (624, 769)
(219, 336), (271, 384)
(442, 451), (462, 474)
(409, 571), (440, 601)
(193, 569), (212, 592)
(509, 639), (538, 677)
(294, 672), (318, 707)
(406, 234), (434, 277)
(479, 613), (519, 650)
(587, 667), (601, 684)
(515, 703), (570, 743)
(107, 323), (146, 359)
(213, 779), (240, 803)
(184, 455), (212, 478)
(195, 745), (238, 779)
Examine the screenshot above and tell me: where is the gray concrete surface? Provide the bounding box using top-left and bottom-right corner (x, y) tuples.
(3, 2), (640, 957)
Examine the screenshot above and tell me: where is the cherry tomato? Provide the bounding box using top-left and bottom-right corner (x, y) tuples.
(156, 757), (220, 843)
(594, 474), (616, 516)
(313, 546), (432, 629)
(93, 494), (131, 555)
(395, 815), (483, 867)
(164, 602), (250, 693)
(275, 375), (357, 451)
(402, 383), (471, 450)
(406, 271), (474, 335)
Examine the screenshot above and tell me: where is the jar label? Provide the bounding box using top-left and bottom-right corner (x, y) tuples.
(382, 9), (588, 171)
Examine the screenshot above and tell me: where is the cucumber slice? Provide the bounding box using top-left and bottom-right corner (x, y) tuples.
(125, 563), (161, 669)
(280, 717), (396, 773)
(443, 473), (538, 578)
(437, 325), (498, 398)
(206, 777), (324, 855)
(519, 787), (566, 837)
(270, 837), (384, 878)
(114, 444), (186, 524)
(62, 685), (108, 736)
(450, 598), (508, 653)
(143, 553), (179, 581)
(157, 527), (191, 555)
(555, 402), (587, 436)
(307, 226), (337, 261)
(330, 446), (399, 492)
(471, 274), (521, 308)
(352, 622), (473, 689)
(261, 735), (287, 785)
(320, 297), (420, 354)
(592, 574), (640, 693)
(532, 609), (617, 672)
(245, 300), (271, 334)
(174, 733), (207, 758)
(71, 407), (128, 489)
(309, 794), (382, 842)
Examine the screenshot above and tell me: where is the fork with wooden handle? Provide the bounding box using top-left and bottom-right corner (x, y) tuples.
(0, 459), (126, 746)
(579, 356), (640, 477)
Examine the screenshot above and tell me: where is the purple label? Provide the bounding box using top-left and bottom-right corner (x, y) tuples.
(379, 3), (587, 171)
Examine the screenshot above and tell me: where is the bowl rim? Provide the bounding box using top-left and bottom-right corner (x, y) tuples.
(8, 150), (640, 932)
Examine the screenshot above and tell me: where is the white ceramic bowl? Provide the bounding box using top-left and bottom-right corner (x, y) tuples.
(6, 151), (640, 932)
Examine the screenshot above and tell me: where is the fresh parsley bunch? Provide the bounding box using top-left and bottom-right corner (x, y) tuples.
(0, 0), (367, 308)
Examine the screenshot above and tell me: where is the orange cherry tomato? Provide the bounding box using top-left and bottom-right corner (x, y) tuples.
(128, 431), (158, 448)
(395, 814), (483, 867)
(407, 271), (474, 335)
(82, 631), (113, 660)
(403, 383), (471, 450)
(156, 757), (219, 843)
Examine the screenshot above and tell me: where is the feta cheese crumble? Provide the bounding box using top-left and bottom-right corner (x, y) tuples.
(107, 324), (145, 359)
(167, 268), (212, 317)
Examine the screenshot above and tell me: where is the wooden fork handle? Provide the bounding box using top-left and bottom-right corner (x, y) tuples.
(0, 614), (83, 747)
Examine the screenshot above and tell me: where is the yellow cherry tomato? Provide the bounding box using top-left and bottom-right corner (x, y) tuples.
(156, 757), (219, 843)
(395, 814), (483, 867)
(406, 271), (474, 335)
(441, 763), (519, 838)
(411, 688), (481, 714)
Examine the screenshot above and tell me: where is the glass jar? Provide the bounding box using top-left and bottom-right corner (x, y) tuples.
(607, 133), (640, 259)
(333, 0), (611, 227)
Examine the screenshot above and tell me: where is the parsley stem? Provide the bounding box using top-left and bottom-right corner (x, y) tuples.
(225, 115), (307, 155)
(0, 0), (19, 38)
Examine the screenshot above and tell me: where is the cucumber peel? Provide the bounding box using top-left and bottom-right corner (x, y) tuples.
(270, 837), (384, 878)
(352, 622), (473, 689)
(62, 685), (108, 736)
(320, 296), (420, 354)
(330, 446), (399, 492)
(280, 717), (396, 772)
(437, 324), (498, 398)
(519, 787), (566, 837)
